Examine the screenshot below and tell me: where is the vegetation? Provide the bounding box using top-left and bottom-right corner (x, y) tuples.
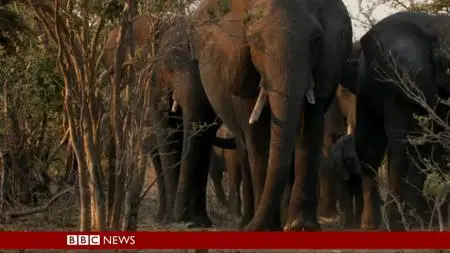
(0, 0), (449, 239)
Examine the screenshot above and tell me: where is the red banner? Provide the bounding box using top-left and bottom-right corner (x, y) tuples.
(0, 231), (449, 250)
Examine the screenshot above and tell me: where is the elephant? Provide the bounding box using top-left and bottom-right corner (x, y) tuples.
(318, 42), (361, 222)
(209, 125), (242, 216)
(341, 11), (450, 230)
(104, 15), (236, 226)
(175, 0), (353, 231)
(141, 124), (239, 222)
(326, 134), (363, 228)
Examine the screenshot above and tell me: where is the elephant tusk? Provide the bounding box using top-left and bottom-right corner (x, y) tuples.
(249, 88), (267, 125)
(171, 99), (179, 112)
(306, 89), (315, 104)
(346, 124), (354, 135)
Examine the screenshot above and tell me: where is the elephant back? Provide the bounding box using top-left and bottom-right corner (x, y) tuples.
(104, 15), (160, 72)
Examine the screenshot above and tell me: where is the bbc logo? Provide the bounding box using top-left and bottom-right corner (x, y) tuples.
(67, 235), (101, 245)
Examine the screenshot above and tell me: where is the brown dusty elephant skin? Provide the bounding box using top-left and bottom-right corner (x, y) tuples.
(181, 0), (353, 231)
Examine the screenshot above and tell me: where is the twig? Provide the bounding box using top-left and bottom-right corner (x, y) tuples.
(3, 187), (74, 221)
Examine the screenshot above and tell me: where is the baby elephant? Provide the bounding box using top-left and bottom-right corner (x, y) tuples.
(329, 134), (363, 228)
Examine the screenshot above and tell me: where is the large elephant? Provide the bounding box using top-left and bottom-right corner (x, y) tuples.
(344, 11), (450, 230)
(175, 0), (353, 231)
(104, 16), (236, 226)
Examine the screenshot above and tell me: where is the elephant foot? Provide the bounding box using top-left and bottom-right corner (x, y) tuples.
(360, 222), (378, 230)
(188, 214), (213, 228)
(160, 212), (177, 225)
(284, 218), (322, 232)
(318, 213), (341, 225)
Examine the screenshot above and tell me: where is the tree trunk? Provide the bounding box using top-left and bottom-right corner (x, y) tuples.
(106, 133), (116, 227)
(0, 152), (10, 214)
(110, 0), (134, 230)
(122, 155), (146, 231)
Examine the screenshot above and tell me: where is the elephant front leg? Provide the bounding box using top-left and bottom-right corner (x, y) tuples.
(209, 151), (228, 208)
(151, 153), (166, 222)
(338, 180), (353, 228)
(235, 142), (254, 229)
(285, 103), (324, 231)
(226, 151), (242, 216)
(354, 99), (386, 230)
(318, 134), (339, 222)
(352, 177), (363, 227)
(173, 119), (215, 227)
(152, 111), (183, 224)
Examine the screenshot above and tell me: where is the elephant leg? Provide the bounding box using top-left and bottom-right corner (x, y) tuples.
(178, 121), (216, 227)
(355, 102), (386, 230)
(226, 150), (242, 216)
(352, 175), (363, 227)
(338, 180), (353, 228)
(384, 102), (429, 230)
(151, 151), (166, 222)
(232, 96), (270, 226)
(151, 109), (183, 224)
(281, 155), (295, 227)
(236, 142), (255, 229)
(143, 135), (166, 222)
(173, 66), (217, 227)
(209, 149), (228, 207)
(285, 102), (325, 231)
(448, 200), (450, 229)
(242, 114), (270, 212)
(318, 134), (339, 221)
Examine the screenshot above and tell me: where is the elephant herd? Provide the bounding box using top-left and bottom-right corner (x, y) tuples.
(105, 0), (450, 231)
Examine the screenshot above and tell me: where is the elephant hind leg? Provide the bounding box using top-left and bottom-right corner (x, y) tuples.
(354, 102), (386, 230)
(235, 143), (254, 229)
(152, 110), (183, 225)
(151, 152), (166, 222)
(318, 134), (339, 223)
(226, 150), (242, 216)
(285, 103), (325, 232)
(209, 149), (228, 208)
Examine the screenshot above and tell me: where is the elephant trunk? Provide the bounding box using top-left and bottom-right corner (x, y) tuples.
(245, 64), (313, 230)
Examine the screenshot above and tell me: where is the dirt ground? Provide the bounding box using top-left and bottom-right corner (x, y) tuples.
(0, 168), (448, 253)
